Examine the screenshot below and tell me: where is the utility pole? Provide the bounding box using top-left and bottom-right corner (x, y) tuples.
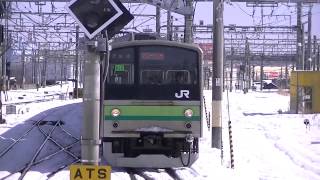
(252, 65), (255, 82)
(212, 0), (224, 150)
(54, 58), (57, 82)
(223, 53), (226, 92)
(244, 37), (249, 93)
(32, 50), (35, 84)
(42, 52), (47, 87)
(167, 10), (172, 41)
(285, 60), (288, 88)
(307, 6), (312, 70)
(230, 47), (234, 92)
(1, 1), (8, 93)
(21, 49), (25, 89)
(60, 54), (64, 87)
(261, 8), (264, 91)
(75, 26), (79, 98)
(248, 59), (251, 90)
(36, 49), (40, 90)
(296, 2), (303, 70)
(156, 6), (161, 35)
(302, 24), (305, 70)
(312, 36), (316, 71)
(317, 45), (320, 71)
(184, 0), (193, 43)
(260, 55), (264, 91)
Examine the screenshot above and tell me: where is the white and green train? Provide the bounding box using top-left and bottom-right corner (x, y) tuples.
(102, 39), (203, 168)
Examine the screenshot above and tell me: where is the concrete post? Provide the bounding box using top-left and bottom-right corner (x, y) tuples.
(22, 49), (25, 89)
(167, 10), (172, 41)
(36, 49), (40, 89)
(260, 55), (264, 91)
(285, 61), (288, 88)
(81, 40), (101, 165)
(296, 3), (303, 70)
(317, 45), (320, 71)
(184, 0), (194, 43)
(212, 0), (224, 149)
(230, 48), (234, 92)
(43, 58), (47, 87)
(156, 6), (161, 35)
(245, 37), (249, 92)
(75, 26), (80, 98)
(32, 50), (35, 84)
(60, 55), (63, 87)
(307, 7), (312, 70)
(313, 36), (316, 71)
(252, 65), (255, 82)
(302, 25), (305, 70)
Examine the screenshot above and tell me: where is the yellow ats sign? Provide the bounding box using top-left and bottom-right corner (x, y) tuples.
(70, 165), (111, 180)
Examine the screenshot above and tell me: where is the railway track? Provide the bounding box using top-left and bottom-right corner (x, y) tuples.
(123, 167), (198, 180)
(1, 99), (205, 180)
(0, 105), (80, 180)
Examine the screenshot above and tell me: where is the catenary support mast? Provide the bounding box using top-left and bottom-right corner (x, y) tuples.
(212, 0), (224, 150)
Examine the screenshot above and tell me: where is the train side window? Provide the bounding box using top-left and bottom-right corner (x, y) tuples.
(108, 64), (134, 85)
(166, 70), (190, 84)
(140, 70), (163, 85)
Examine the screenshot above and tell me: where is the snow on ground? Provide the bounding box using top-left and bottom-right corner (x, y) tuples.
(219, 90), (320, 180)
(0, 85), (319, 180)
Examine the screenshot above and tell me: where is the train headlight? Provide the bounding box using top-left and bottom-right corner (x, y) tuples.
(111, 108), (120, 117)
(184, 109), (193, 118)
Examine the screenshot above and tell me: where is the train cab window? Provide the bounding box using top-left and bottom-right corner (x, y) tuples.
(166, 70), (190, 84)
(108, 47), (134, 85)
(140, 70), (163, 85)
(108, 64), (134, 85)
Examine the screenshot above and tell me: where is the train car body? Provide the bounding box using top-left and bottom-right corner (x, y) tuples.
(102, 40), (203, 168)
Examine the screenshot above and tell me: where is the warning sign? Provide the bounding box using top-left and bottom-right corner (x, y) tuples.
(70, 165), (111, 180)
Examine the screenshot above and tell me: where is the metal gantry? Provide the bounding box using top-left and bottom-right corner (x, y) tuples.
(0, 1), (319, 88)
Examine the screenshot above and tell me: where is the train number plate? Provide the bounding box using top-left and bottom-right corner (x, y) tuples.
(70, 164), (111, 180)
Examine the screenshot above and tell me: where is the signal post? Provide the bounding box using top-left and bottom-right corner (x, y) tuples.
(81, 39), (103, 165)
(66, 0), (133, 179)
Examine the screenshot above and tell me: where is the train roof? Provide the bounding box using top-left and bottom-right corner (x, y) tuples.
(111, 40), (202, 52)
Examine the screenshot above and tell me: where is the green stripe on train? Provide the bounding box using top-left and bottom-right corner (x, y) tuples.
(105, 115), (200, 121)
(104, 105), (200, 121)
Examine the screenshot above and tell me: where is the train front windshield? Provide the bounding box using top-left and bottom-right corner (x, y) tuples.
(106, 45), (200, 100)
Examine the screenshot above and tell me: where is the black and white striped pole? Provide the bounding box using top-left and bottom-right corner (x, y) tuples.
(228, 120), (234, 168)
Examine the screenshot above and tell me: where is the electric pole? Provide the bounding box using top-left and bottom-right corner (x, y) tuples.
(307, 6), (312, 70)
(167, 10), (172, 40)
(296, 2), (303, 70)
(184, 0), (194, 43)
(75, 26), (79, 98)
(212, 0), (224, 150)
(156, 6), (161, 35)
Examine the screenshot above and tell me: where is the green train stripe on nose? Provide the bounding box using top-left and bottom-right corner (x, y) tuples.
(104, 105), (200, 121)
(105, 115), (200, 121)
